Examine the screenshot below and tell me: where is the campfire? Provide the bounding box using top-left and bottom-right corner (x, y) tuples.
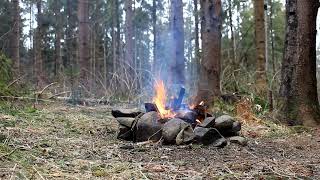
(112, 80), (245, 147)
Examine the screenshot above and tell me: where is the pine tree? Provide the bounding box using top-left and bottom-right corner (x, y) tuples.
(196, 0), (222, 105)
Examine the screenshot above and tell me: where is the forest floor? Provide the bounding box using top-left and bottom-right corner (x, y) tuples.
(0, 102), (319, 179)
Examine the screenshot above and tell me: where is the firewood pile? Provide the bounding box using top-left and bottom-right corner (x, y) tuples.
(112, 102), (246, 148)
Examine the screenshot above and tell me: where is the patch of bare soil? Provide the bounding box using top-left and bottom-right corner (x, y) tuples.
(0, 104), (319, 179)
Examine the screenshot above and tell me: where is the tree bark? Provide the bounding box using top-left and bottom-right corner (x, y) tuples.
(125, 0), (134, 71)
(253, 0), (268, 96)
(170, 0), (185, 85)
(279, 0), (320, 126)
(268, 0), (275, 112)
(78, 0), (90, 85)
(152, 0), (157, 74)
(54, 0), (63, 77)
(193, 0), (200, 83)
(10, 0), (20, 76)
(34, 0), (44, 86)
(228, 0), (236, 66)
(111, 0), (117, 74)
(196, 0), (222, 105)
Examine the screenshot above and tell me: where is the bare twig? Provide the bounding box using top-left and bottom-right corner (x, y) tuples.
(0, 96), (53, 102)
(38, 82), (58, 95)
(7, 75), (26, 88)
(48, 91), (71, 99)
(32, 166), (46, 180)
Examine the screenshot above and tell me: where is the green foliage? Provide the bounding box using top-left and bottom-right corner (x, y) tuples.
(0, 101), (38, 118)
(221, 0), (285, 104)
(0, 52), (13, 96)
(0, 52), (12, 83)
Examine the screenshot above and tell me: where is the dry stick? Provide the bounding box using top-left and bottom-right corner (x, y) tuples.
(0, 96), (53, 102)
(32, 166), (46, 180)
(38, 82), (58, 95)
(48, 91), (71, 99)
(9, 163), (17, 180)
(7, 75), (27, 88)
(224, 165), (239, 180)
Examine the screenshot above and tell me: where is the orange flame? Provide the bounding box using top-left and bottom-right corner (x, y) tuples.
(153, 80), (175, 118)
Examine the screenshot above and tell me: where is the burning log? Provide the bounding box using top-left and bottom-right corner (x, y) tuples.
(174, 110), (197, 125)
(144, 103), (159, 113)
(171, 87), (186, 110)
(192, 103), (213, 121)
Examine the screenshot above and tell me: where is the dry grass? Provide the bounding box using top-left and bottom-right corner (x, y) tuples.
(0, 102), (319, 179)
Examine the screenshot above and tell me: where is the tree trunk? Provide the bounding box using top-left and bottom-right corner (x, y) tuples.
(196, 0), (222, 105)
(228, 0), (236, 66)
(10, 0), (20, 76)
(152, 0), (157, 74)
(125, 0), (134, 72)
(170, 0), (185, 85)
(111, 0), (117, 74)
(268, 0), (275, 112)
(279, 0), (320, 126)
(54, 0), (62, 77)
(193, 0), (200, 84)
(253, 0), (268, 96)
(78, 0), (90, 85)
(34, 0), (43, 86)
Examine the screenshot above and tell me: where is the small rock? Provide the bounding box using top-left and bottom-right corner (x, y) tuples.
(116, 117), (136, 128)
(112, 109), (142, 118)
(176, 126), (195, 145)
(221, 121), (242, 137)
(229, 136), (248, 146)
(214, 115), (234, 130)
(162, 118), (190, 144)
(135, 112), (162, 142)
(194, 127), (222, 145)
(118, 125), (134, 141)
(212, 138), (227, 148)
(199, 116), (216, 128)
(232, 121), (241, 132)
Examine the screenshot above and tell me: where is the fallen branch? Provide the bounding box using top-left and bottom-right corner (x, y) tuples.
(0, 96), (53, 102)
(48, 91), (71, 99)
(6, 75), (26, 88)
(55, 96), (109, 104)
(38, 82), (58, 96)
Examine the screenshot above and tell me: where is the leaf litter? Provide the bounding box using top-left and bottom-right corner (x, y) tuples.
(0, 103), (319, 179)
